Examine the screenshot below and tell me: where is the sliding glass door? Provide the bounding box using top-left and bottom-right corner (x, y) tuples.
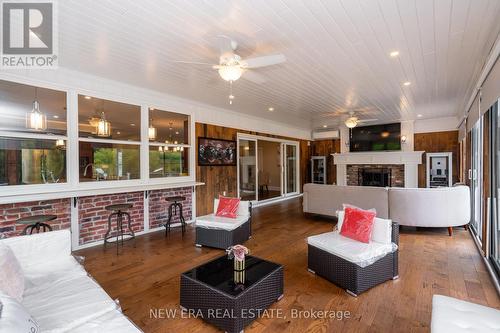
(471, 120), (483, 241)
(237, 134), (299, 203)
(490, 100), (500, 273)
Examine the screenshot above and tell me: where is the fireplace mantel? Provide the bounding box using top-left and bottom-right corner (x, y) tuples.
(332, 151), (424, 188)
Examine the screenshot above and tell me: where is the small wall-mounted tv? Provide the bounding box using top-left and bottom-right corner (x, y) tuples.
(349, 123), (401, 152)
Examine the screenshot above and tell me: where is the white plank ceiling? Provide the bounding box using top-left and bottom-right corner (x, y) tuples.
(57, 0), (500, 130)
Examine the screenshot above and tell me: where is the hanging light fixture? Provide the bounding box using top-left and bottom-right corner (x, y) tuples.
(344, 117), (358, 129)
(96, 112), (111, 137)
(158, 146), (163, 152)
(55, 139), (66, 150)
(218, 65), (243, 82)
(148, 118), (157, 140)
(26, 87), (47, 130)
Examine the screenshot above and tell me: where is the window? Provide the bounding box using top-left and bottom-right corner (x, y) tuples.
(78, 95), (141, 182)
(148, 108), (190, 177)
(0, 80), (67, 186)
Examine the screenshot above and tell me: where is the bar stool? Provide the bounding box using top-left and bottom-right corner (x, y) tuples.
(164, 196), (186, 235)
(17, 215), (56, 235)
(104, 203), (135, 254)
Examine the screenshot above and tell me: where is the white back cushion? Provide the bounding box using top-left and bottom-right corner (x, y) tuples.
(0, 293), (40, 333)
(0, 244), (24, 302)
(214, 199), (250, 217)
(337, 210), (392, 245)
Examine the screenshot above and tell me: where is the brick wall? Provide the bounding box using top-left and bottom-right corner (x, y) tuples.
(0, 199), (71, 238)
(149, 187), (193, 229)
(78, 192), (144, 245)
(346, 164), (405, 187)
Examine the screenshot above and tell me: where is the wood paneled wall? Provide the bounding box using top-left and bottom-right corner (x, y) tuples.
(195, 123), (311, 216)
(310, 139), (341, 184)
(414, 130), (459, 187)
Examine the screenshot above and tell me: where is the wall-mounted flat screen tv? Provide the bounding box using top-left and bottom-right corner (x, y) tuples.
(349, 123), (401, 152)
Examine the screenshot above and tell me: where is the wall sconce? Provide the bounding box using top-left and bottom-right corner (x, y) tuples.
(401, 135), (407, 144)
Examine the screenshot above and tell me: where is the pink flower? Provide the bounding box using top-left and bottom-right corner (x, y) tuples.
(230, 245), (249, 262)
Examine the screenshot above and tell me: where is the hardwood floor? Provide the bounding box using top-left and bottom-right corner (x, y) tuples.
(76, 198), (500, 333)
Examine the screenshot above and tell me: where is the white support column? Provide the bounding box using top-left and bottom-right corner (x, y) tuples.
(404, 164), (419, 188)
(67, 90), (79, 249)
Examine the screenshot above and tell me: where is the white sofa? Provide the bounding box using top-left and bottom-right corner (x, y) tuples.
(303, 184), (470, 235)
(0, 230), (141, 333)
(431, 294), (500, 332)
(388, 186), (470, 229)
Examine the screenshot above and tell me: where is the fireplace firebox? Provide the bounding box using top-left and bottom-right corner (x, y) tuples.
(358, 168), (392, 187)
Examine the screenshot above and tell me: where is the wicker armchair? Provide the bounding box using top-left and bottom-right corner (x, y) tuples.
(195, 200), (252, 249)
(307, 222), (399, 296)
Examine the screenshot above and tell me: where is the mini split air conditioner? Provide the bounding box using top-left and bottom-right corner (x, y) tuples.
(312, 130), (340, 140)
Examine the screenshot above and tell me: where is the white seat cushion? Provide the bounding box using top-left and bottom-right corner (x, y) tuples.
(71, 309), (141, 333)
(337, 210), (392, 245)
(22, 256), (88, 291)
(307, 232), (395, 267)
(431, 294), (500, 333)
(196, 214), (249, 231)
(22, 275), (118, 333)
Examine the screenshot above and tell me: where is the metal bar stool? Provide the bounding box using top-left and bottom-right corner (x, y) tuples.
(164, 196), (186, 235)
(17, 215), (56, 235)
(104, 203), (135, 254)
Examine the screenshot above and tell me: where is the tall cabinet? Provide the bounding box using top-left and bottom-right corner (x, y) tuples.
(311, 156), (326, 184)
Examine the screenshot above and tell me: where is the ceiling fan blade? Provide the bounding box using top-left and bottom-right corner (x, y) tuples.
(217, 35), (237, 57)
(170, 60), (215, 66)
(242, 70), (266, 84)
(357, 118), (379, 123)
(241, 54), (286, 68)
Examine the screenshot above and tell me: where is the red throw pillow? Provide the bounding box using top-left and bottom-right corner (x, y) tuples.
(215, 197), (240, 219)
(340, 207), (376, 243)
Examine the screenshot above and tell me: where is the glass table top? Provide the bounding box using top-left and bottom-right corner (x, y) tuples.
(182, 255), (282, 297)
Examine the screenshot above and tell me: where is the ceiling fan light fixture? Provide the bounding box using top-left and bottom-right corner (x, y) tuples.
(218, 65), (243, 81)
(344, 117), (358, 129)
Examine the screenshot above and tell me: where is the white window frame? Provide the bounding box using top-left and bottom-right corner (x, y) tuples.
(0, 78), (196, 200)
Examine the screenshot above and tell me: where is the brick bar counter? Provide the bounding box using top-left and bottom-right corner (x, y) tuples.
(0, 186), (194, 248)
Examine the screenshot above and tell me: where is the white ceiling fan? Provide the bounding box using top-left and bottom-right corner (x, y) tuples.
(344, 111), (378, 128)
(173, 35), (286, 84)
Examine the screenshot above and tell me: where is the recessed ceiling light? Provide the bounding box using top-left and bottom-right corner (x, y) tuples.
(84, 96), (91, 100)
(130, 123), (135, 126)
(403, 81), (411, 86)
(116, 131), (121, 134)
(268, 107), (274, 112)
(390, 51), (400, 57)
(53, 115), (59, 119)
(175, 131), (179, 135)
(149, 107), (155, 111)
(417, 114), (423, 118)
(323, 125), (327, 128)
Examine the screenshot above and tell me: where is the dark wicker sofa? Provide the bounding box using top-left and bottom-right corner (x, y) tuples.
(195, 202), (252, 249)
(307, 222), (399, 296)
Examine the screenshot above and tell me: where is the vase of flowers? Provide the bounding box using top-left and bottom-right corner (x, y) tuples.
(227, 245), (249, 285)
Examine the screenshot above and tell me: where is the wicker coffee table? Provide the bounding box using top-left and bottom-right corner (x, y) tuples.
(180, 255), (283, 333)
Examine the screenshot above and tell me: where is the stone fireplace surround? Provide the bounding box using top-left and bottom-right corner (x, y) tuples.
(333, 151), (424, 188)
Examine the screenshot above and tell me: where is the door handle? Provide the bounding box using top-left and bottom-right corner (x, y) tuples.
(468, 169), (472, 180)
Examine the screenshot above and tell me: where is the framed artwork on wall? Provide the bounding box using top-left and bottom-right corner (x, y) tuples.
(198, 137), (237, 166)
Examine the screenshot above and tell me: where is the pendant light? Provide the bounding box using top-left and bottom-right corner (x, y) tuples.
(95, 99), (111, 137)
(148, 118), (157, 141)
(27, 87), (47, 130)
(97, 112), (111, 137)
